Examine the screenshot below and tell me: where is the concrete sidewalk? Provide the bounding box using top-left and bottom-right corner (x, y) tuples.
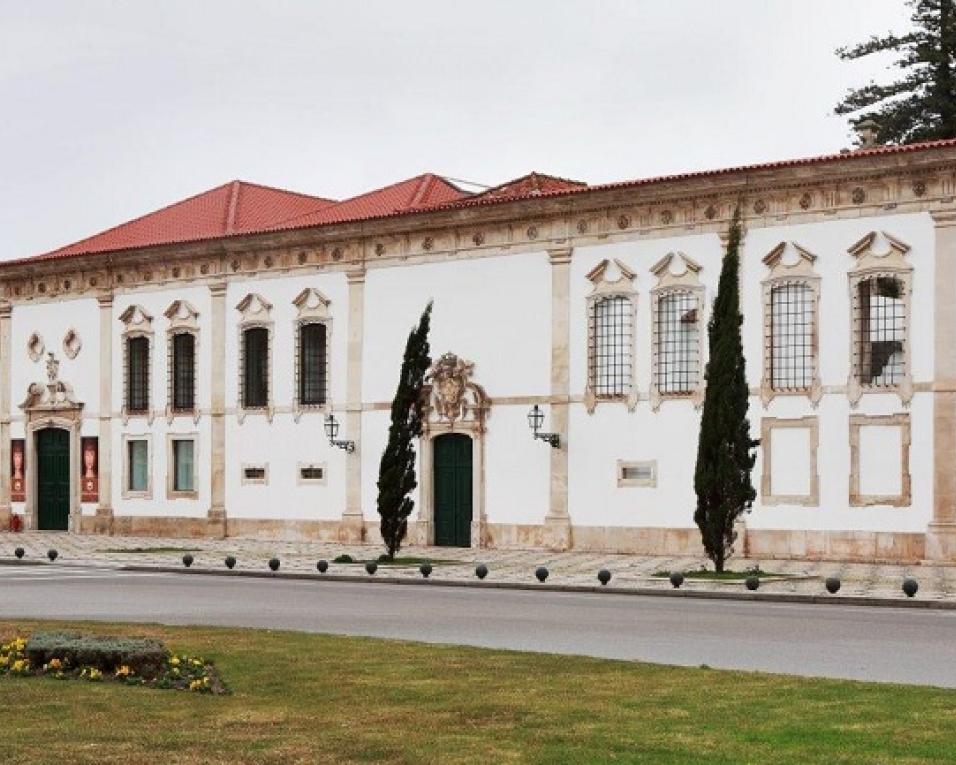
(2, 531), (953, 602)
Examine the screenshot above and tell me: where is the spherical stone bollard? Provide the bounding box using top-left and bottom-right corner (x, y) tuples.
(535, 566), (549, 583)
(14, 547), (24, 560)
(597, 569), (612, 586)
(669, 571), (684, 589)
(47, 549), (58, 562)
(475, 564), (488, 580)
(419, 562), (433, 578)
(316, 560), (329, 574)
(365, 561), (378, 575)
(825, 576), (841, 594)
(224, 555), (236, 570)
(745, 575), (760, 591)
(268, 557), (280, 572)
(902, 578), (919, 598)
(182, 553), (194, 568)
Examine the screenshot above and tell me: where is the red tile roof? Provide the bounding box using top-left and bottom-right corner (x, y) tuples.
(23, 138), (956, 264)
(35, 181), (337, 261)
(472, 172), (587, 200)
(270, 173), (468, 230)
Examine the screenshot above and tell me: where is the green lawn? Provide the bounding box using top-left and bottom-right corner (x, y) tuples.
(1, 620), (954, 764)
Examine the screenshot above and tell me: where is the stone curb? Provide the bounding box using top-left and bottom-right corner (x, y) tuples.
(116, 564), (956, 611)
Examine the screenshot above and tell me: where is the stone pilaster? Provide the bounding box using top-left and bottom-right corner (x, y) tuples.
(340, 266), (366, 542)
(93, 293), (114, 534)
(542, 248), (573, 550)
(927, 211), (956, 560)
(0, 301), (11, 530)
(207, 282), (227, 536)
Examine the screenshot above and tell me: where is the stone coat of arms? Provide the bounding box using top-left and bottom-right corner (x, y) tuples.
(425, 352), (488, 427)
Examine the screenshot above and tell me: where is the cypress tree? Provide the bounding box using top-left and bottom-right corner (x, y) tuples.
(835, 0), (956, 144)
(376, 301), (433, 560)
(693, 209), (758, 573)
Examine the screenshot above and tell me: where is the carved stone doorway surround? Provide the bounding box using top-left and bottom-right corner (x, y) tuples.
(416, 352), (490, 548)
(20, 353), (84, 532)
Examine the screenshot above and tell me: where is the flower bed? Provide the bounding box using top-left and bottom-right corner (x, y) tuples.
(0, 632), (227, 694)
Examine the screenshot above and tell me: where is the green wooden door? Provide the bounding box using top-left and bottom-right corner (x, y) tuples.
(433, 434), (473, 547)
(37, 428), (70, 531)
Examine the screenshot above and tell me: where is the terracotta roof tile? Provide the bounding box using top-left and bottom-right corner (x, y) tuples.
(20, 138), (956, 265)
(35, 181), (336, 261)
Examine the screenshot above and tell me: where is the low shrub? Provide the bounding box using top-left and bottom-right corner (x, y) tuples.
(3, 632), (226, 694)
(25, 631), (167, 677)
(333, 554), (354, 564)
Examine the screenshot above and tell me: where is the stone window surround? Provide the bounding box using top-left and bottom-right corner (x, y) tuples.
(166, 432), (199, 500)
(849, 412), (912, 507)
(649, 252), (705, 411)
(241, 462), (269, 485)
(759, 416), (820, 506)
(616, 459), (657, 488)
(296, 461), (328, 486)
(584, 258), (638, 413)
(846, 231), (914, 407)
(292, 287), (332, 422)
(164, 299), (200, 423)
(759, 241), (822, 407)
(118, 305), (154, 424)
(121, 433), (152, 499)
(236, 293), (274, 423)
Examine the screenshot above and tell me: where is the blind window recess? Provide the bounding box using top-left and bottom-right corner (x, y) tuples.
(617, 461), (657, 487)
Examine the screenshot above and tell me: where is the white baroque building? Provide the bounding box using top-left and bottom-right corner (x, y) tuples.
(5, 138), (956, 564)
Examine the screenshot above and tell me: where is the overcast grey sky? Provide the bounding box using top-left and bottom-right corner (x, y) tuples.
(1, 0), (911, 259)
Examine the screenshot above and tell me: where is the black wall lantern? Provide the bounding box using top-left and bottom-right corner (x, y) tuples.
(527, 405), (560, 448)
(324, 413), (355, 453)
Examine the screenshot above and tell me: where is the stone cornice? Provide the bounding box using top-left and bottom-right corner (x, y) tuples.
(7, 146), (956, 305)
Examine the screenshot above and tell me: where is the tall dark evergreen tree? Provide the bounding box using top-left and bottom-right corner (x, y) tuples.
(376, 302), (433, 560)
(693, 209), (757, 573)
(836, 0), (956, 144)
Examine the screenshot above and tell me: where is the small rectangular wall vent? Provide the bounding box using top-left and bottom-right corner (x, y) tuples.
(617, 460), (657, 488)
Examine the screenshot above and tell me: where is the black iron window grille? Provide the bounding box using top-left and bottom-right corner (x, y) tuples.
(770, 283), (814, 390)
(856, 276), (905, 386)
(242, 326), (269, 408)
(589, 295), (632, 396)
(171, 332), (196, 411)
(126, 336), (150, 413)
(298, 322), (328, 407)
(657, 292), (699, 394)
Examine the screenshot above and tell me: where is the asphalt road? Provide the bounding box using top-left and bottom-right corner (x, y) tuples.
(2, 565), (955, 687)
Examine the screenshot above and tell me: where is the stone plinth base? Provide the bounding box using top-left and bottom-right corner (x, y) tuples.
(92, 507), (113, 535)
(541, 514), (572, 551)
(0, 504), (11, 531)
(338, 513), (366, 543)
(925, 522), (956, 561)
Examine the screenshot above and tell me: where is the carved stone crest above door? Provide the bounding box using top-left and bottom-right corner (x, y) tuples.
(424, 352), (490, 429)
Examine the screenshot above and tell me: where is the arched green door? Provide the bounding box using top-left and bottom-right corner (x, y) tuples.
(37, 428), (70, 531)
(433, 434), (473, 547)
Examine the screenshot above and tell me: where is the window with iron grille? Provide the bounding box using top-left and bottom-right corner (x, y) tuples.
(126, 336), (150, 413)
(770, 283), (814, 390)
(298, 322), (328, 406)
(855, 276), (905, 386)
(588, 295), (632, 396)
(171, 332), (196, 411)
(656, 292), (699, 394)
(242, 327), (269, 408)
